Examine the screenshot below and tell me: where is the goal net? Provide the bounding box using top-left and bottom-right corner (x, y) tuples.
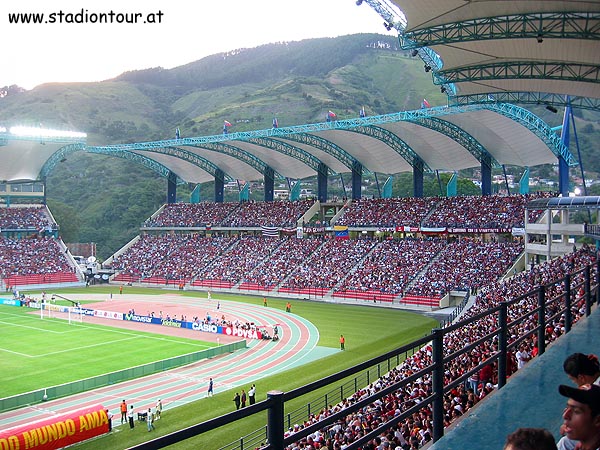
(40, 303), (84, 324)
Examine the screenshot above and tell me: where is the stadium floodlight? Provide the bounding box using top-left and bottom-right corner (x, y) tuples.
(9, 126), (87, 139)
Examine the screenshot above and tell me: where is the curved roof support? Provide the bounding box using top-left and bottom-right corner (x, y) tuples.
(280, 133), (364, 173)
(39, 143), (86, 179)
(484, 103), (577, 166)
(346, 125), (433, 173)
(400, 12), (600, 48)
(146, 146), (233, 183)
(449, 92), (600, 113)
(185, 142), (281, 179)
(433, 61), (600, 88)
(245, 137), (336, 175)
(86, 147), (184, 183)
(408, 116), (501, 168)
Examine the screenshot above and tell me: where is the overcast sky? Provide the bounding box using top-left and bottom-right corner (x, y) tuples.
(1, 0), (395, 90)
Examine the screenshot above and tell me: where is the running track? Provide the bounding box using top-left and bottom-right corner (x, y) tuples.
(0, 294), (334, 431)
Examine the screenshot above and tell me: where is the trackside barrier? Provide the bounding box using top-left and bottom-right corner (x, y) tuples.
(128, 259), (599, 450)
(0, 340), (246, 413)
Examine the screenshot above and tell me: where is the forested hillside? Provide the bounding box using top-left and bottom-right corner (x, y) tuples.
(1, 33), (599, 258)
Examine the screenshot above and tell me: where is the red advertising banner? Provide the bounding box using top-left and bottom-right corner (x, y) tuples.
(0, 404), (109, 450)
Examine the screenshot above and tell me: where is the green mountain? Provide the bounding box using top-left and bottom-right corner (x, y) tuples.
(0, 33), (599, 258)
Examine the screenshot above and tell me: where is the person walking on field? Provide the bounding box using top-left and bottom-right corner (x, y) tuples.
(120, 399), (127, 424)
(340, 335), (345, 351)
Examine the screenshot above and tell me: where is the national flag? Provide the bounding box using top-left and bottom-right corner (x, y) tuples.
(272, 117), (278, 128)
(359, 106), (366, 118)
(175, 127), (181, 139)
(334, 225), (349, 240)
(261, 225), (279, 237)
(421, 98), (431, 109)
(223, 120), (232, 127)
(328, 111), (337, 119)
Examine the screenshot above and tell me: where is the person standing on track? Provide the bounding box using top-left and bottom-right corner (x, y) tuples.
(120, 399), (127, 424)
(207, 377), (214, 397)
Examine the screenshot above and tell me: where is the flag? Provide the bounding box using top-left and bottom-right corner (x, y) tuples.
(261, 225), (279, 237)
(328, 111), (337, 119)
(334, 225), (349, 240)
(223, 120), (232, 134)
(272, 117), (278, 128)
(359, 106), (366, 118)
(421, 99), (431, 109)
(175, 127), (180, 139)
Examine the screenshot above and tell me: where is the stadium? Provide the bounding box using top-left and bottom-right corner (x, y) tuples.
(1, 1), (600, 450)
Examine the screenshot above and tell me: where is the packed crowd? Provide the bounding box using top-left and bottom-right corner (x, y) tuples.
(143, 203), (237, 228)
(197, 236), (283, 283)
(332, 238), (447, 295)
(0, 206), (56, 230)
(336, 198), (440, 228)
(284, 246), (597, 450)
(281, 239), (379, 291)
(109, 234), (525, 297)
(220, 200), (313, 227)
(0, 236), (72, 277)
(111, 235), (236, 280)
(143, 200), (314, 228)
(241, 238), (324, 289)
(423, 192), (554, 229)
(142, 193), (554, 232)
(405, 240), (524, 298)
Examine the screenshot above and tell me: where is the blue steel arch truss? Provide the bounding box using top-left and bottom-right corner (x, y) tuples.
(183, 142), (282, 179)
(244, 137), (336, 175)
(73, 103), (574, 186)
(449, 92), (600, 113)
(85, 147), (185, 183)
(408, 116), (501, 168)
(344, 125), (433, 172)
(39, 143), (87, 179)
(433, 61), (600, 88)
(400, 12), (600, 48)
(278, 133), (366, 173)
(144, 146), (233, 183)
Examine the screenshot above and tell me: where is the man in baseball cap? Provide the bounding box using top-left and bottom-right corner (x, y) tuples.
(558, 383), (600, 450)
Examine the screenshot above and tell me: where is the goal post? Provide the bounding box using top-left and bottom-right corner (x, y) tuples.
(40, 304), (83, 324)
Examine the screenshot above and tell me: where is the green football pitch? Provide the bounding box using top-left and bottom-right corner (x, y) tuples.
(0, 305), (217, 398)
